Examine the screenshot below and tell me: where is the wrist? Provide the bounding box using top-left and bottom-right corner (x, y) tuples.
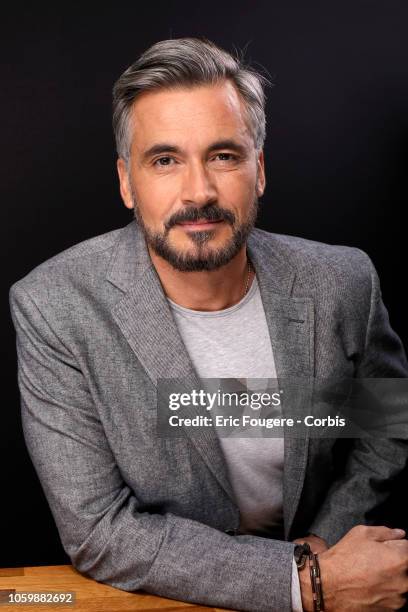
(316, 550), (336, 611)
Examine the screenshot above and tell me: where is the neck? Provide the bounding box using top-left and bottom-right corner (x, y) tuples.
(147, 245), (255, 312)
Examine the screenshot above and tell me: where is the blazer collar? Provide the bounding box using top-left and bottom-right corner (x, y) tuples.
(107, 220), (314, 538)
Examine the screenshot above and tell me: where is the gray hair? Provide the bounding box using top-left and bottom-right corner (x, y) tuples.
(112, 37), (270, 162)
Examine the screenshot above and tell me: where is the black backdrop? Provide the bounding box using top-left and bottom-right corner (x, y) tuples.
(2, 1), (408, 567)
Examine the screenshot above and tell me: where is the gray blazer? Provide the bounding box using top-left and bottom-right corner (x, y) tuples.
(9, 219), (408, 611)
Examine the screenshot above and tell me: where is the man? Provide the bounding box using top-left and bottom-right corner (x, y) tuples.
(9, 38), (408, 611)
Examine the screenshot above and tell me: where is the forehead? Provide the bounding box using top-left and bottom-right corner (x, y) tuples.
(128, 80), (253, 152)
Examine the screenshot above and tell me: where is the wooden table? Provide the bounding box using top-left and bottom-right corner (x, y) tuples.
(0, 566), (231, 612)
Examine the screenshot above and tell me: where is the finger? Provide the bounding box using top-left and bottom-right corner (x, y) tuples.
(383, 539), (408, 549)
(364, 526), (406, 542)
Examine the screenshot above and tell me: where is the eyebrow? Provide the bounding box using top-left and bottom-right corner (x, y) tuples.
(141, 139), (248, 162)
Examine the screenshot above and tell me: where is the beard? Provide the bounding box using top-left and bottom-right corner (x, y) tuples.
(131, 191), (259, 272)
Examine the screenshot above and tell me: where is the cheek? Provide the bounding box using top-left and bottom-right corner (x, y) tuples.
(215, 170), (257, 211)
(132, 179), (177, 225)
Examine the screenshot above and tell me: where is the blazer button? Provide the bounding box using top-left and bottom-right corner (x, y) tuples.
(225, 528), (237, 535)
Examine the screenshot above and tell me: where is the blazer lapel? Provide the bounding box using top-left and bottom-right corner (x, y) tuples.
(107, 220), (236, 503)
(247, 233), (315, 539)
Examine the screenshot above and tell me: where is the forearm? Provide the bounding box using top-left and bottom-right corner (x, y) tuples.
(61, 488), (296, 611)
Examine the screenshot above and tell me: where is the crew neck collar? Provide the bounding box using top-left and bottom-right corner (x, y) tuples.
(167, 274), (258, 317)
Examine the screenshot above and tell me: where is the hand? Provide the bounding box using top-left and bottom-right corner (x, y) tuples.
(298, 525), (408, 611)
(293, 533), (329, 553)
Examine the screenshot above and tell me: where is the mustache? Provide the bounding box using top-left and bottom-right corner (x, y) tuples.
(164, 204), (236, 231)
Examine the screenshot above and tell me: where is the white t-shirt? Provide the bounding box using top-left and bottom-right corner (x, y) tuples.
(167, 274), (302, 611)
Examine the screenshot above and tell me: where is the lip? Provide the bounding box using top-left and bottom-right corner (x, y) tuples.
(177, 219), (224, 230)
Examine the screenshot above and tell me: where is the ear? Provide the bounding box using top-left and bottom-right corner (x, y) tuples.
(117, 158), (134, 210)
(255, 149), (266, 197)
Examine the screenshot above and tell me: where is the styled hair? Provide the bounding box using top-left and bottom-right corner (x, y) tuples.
(112, 37), (270, 162)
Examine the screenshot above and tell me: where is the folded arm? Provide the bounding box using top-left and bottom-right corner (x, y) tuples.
(10, 281), (296, 612)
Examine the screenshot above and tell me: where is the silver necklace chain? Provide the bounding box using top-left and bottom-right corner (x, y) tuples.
(243, 258), (252, 298)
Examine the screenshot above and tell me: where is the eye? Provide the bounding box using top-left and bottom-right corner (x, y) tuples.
(213, 152), (238, 162)
(153, 156), (175, 167)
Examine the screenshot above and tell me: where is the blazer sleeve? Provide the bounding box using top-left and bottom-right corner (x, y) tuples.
(308, 249), (408, 546)
(9, 280), (296, 612)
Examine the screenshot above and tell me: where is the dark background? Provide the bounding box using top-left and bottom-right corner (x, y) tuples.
(2, 1), (408, 567)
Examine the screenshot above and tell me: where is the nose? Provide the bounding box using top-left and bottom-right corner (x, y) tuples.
(180, 160), (217, 207)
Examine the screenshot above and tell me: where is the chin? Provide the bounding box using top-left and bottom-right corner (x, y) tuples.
(179, 242), (230, 262)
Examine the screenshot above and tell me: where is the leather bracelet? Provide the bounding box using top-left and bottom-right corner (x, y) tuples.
(308, 551), (325, 612)
(294, 542), (311, 570)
